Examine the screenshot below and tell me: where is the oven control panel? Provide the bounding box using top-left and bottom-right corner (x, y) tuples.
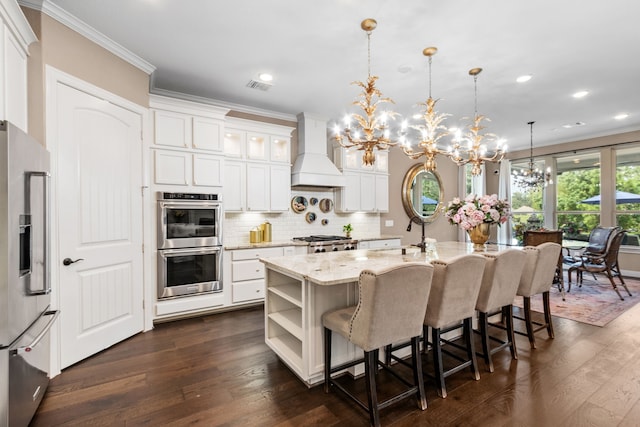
(160, 192), (220, 201)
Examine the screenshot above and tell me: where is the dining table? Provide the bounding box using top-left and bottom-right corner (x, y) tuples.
(259, 241), (516, 386)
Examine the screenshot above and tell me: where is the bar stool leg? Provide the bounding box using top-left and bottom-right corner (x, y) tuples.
(543, 291), (555, 338)
(431, 327), (447, 398)
(411, 336), (428, 410)
(505, 304), (518, 360)
(478, 312), (493, 372)
(464, 318), (480, 380)
(324, 327), (332, 393)
(364, 350), (381, 427)
(523, 297), (537, 349)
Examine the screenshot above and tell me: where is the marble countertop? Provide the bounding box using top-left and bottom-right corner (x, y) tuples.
(260, 241), (511, 286)
(224, 240), (308, 250)
(224, 235), (403, 251)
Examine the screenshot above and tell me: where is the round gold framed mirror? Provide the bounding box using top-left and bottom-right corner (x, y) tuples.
(401, 164), (444, 224)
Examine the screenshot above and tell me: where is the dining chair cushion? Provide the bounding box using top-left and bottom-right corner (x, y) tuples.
(517, 242), (562, 297)
(476, 249), (527, 313)
(424, 254), (487, 329)
(323, 262), (434, 352)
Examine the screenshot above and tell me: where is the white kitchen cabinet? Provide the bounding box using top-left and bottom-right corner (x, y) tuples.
(222, 118), (294, 212)
(150, 94), (228, 152)
(358, 238), (401, 250)
(225, 246), (301, 304)
(223, 160), (245, 211)
(335, 171), (389, 213)
(153, 110), (224, 152)
(154, 150), (189, 185)
(333, 147), (388, 173)
(333, 146), (389, 213)
(193, 153), (223, 187)
(224, 162), (289, 212)
(0, 2), (36, 132)
(154, 110), (190, 148)
(223, 118), (293, 163)
(153, 149), (223, 187)
(335, 172), (361, 212)
(246, 162), (269, 211)
(375, 174), (389, 212)
(270, 164), (291, 211)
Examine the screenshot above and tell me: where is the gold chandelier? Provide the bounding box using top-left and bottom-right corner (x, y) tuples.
(512, 121), (552, 190)
(447, 68), (506, 176)
(402, 47), (451, 172)
(333, 18), (399, 166)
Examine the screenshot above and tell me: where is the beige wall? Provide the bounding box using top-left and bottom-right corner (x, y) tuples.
(382, 148), (460, 246)
(22, 8), (150, 144)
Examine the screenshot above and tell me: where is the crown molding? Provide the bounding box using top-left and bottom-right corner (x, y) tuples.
(150, 88), (297, 123)
(2, 0), (37, 50)
(18, 0), (155, 74)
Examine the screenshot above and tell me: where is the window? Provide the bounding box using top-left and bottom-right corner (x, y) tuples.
(464, 163), (484, 196)
(509, 158), (545, 244)
(615, 146), (640, 246)
(556, 151), (601, 242)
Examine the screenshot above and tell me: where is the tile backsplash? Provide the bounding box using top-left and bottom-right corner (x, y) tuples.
(223, 189), (381, 246)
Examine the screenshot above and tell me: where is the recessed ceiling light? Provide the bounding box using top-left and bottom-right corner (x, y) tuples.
(562, 124), (573, 128)
(573, 90), (589, 98)
(398, 64), (413, 74)
(516, 74), (532, 83)
(258, 73), (273, 82)
(614, 113), (629, 120)
(412, 113), (421, 120)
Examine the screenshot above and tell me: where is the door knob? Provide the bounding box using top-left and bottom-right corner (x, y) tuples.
(63, 257), (84, 266)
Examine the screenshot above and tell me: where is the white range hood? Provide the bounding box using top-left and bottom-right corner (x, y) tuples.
(291, 112), (345, 188)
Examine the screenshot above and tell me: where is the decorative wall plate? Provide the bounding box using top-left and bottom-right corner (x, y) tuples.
(305, 212), (317, 223)
(291, 196), (308, 213)
(319, 198), (333, 213)
(321, 219), (329, 226)
(310, 197), (318, 206)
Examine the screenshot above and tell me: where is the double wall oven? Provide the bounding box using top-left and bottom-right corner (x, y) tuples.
(157, 192), (222, 299)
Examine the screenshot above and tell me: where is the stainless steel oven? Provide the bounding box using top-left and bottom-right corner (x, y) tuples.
(157, 246), (222, 299)
(157, 192), (222, 249)
(157, 192), (223, 299)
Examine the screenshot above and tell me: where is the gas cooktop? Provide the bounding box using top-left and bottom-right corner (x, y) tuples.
(292, 235), (353, 242)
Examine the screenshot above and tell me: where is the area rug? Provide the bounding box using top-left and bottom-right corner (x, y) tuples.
(514, 273), (640, 327)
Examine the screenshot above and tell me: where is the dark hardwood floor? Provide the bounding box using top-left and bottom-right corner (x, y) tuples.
(31, 297), (640, 426)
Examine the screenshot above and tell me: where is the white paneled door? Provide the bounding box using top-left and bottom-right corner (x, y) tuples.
(55, 82), (144, 368)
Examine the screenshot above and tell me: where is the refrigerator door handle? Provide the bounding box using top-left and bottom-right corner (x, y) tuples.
(25, 171), (51, 295)
(14, 310), (60, 355)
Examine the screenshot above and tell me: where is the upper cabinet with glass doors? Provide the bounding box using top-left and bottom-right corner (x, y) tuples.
(223, 117), (292, 163)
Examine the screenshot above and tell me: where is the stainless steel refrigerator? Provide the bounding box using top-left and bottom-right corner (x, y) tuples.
(0, 121), (59, 426)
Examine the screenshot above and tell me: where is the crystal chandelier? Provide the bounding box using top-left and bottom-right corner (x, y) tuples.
(448, 68), (506, 176)
(512, 121), (552, 190)
(402, 47), (451, 172)
(333, 18), (399, 166)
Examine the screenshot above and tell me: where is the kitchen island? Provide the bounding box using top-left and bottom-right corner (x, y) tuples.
(260, 241), (508, 386)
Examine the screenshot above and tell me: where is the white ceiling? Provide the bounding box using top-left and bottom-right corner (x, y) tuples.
(42, 0), (640, 152)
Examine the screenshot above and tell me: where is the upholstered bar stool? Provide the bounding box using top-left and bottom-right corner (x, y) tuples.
(422, 254), (487, 398)
(514, 242), (562, 349)
(475, 249), (526, 372)
(322, 263), (434, 427)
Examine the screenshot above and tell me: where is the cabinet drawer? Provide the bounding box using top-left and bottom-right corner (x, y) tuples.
(231, 247), (284, 261)
(232, 280), (265, 303)
(232, 259), (264, 281)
